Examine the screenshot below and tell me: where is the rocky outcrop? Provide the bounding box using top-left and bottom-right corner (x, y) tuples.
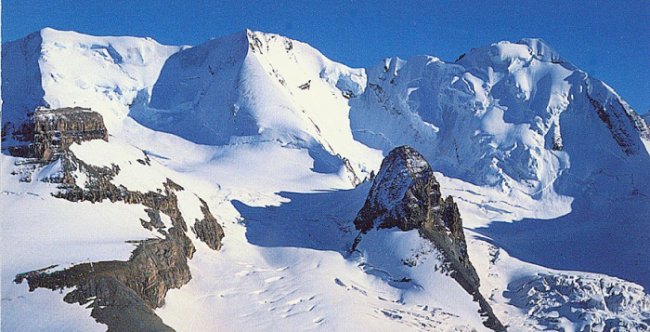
(16, 226), (194, 307)
(587, 94), (638, 156)
(14, 266), (174, 332)
(12, 107), (225, 330)
(66, 276), (174, 332)
(352, 147), (471, 270)
(192, 198), (225, 250)
(8, 106), (108, 161)
(15, 161), (196, 330)
(584, 78), (650, 156)
(352, 146), (504, 331)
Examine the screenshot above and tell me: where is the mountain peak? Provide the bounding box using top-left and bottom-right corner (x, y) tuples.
(351, 145), (505, 330)
(3, 27), (173, 51)
(39, 26), (75, 36)
(353, 145), (437, 232)
(517, 37), (561, 62)
(457, 37), (562, 68)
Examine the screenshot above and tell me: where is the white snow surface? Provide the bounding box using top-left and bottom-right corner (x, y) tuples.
(130, 30), (383, 185)
(2, 28), (650, 331)
(0, 156), (157, 331)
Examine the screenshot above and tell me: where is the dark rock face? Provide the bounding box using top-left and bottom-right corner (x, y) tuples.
(585, 79), (650, 156)
(11, 107), (225, 331)
(66, 277), (174, 332)
(192, 198), (225, 250)
(588, 95), (637, 156)
(353, 146), (505, 331)
(354, 146), (443, 232)
(15, 163), (195, 330)
(16, 228), (193, 308)
(15, 234), (188, 331)
(14, 269), (174, 331)
(8, 107), (108, 161)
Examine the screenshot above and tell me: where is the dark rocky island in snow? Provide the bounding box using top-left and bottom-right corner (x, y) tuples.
(353, 146), (505, 331)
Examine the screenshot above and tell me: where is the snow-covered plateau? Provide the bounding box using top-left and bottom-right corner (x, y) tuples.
(2, 28), (649, 331)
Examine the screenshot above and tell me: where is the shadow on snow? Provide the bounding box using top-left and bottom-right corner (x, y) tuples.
(232, 183), (371, 254)
(475, 192), (650, 289)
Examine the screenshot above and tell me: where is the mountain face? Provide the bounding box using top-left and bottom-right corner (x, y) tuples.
(129, 29), (381, 186)
(348, 38), (650, 290)
(2, 28), (181, 133)
(350, 38), (650, 194)
(2, 28), (650, 331)
(352, 146), (504, 331)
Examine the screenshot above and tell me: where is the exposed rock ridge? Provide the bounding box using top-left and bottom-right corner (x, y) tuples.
(8, 106), (108, 161)
(192, 198), (226, 250)
(586, 89), (649, 156)
(10, 107), (224, 331)
(352, 146), (505, 331)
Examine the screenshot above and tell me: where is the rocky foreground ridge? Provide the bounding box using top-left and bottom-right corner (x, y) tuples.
(8, 107), (225, 331)
(352, 146), (505, 331)
(5, 106), (108, 161)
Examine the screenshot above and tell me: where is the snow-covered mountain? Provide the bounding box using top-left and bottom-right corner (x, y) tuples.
(2, 28), (181, 132)
(351, 38), (650, 192)
(130, 29), (381, 186)
(2, 28), (649, 331)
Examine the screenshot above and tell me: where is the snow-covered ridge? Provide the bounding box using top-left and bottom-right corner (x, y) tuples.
(5, 28), (648, 193)
(131, 29), (382, 186)
(350, 36), (650, 199)
(2, 27), (182, 135)
(458, 38), (564, 68)
(1, 28), (379, 188)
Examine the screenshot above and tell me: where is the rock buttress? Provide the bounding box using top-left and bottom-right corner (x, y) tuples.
(352, 145), (505, 331)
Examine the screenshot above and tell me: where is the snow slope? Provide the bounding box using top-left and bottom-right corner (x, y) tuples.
(157, 184), (489, 331)
(2, 28), (650, 331)
(2, 28), (181, 134)
(351, 38), (650, 196)
(131, 30), (382, 186)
